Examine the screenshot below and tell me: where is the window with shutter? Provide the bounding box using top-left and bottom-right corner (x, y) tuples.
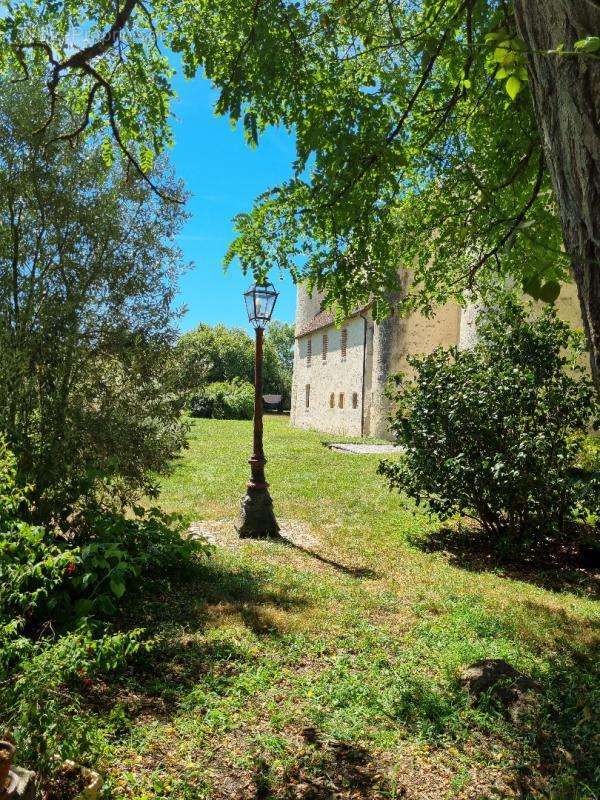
(307, 338), (312, 366)
(341, 328), (348, 361)
(322, 333), (328, 362)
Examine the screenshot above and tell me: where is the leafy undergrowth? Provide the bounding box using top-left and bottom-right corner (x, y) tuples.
(59, 418), (599, 799)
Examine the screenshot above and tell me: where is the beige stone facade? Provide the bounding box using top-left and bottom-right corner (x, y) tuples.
(290, 281), (585, 440)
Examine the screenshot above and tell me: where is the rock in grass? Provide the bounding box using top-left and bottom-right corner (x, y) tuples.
(459, 659), (539, 722)
(5, 766), (37, 799)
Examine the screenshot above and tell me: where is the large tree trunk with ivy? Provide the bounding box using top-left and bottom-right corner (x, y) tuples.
(514, 0), (600, 387)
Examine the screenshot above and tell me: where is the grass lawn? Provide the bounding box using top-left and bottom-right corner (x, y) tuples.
(95, 416), (598, 799)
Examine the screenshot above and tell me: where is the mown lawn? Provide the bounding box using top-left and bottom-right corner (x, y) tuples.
(96, 416), (598, 799)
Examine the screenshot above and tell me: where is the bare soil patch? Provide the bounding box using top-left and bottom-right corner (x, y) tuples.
(188, 518), (320, 550)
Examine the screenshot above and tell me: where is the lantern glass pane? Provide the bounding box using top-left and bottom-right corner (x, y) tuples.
(244, 282), (278, 327)
(244, 292), (255, 321)
(255, 291), (269, 319)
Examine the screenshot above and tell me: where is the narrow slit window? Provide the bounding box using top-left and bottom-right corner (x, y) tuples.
(338, 393), (344, 409)
(307, 338), (312, 366)
(329, 392), (335, 409)
(322, 333), (328, 362)
(341, 328), (348, 361)
(305, 384), (311, 409)
(352, 392), (359, 409)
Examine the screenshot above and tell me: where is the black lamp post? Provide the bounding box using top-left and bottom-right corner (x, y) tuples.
(239, 280), (280, 539)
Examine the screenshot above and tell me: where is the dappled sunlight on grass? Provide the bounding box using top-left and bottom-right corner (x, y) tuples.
(96, 417), (600, 799)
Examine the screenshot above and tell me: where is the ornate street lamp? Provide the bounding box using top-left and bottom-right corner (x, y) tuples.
(239, 281), (280, 538)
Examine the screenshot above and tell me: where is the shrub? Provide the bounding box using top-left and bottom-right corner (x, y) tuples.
(0, 436), (209, 772)
(176, 323), (288, 399)
(0, 626), (145, 773)
(189, 391), (215, 419)
(379, 297), (600, 543)
(190, 379), (254, 420)
(69, 505), (205, 617)
(0, 81), (189, 522)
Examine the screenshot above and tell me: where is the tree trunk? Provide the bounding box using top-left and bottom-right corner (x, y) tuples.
(514, 0), (600, 387)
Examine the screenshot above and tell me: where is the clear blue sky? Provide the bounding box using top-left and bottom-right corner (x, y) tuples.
(169, 71), (297, 332)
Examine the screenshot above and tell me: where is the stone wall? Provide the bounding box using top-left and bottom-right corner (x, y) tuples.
(291, 314), (368, 436)
(290, 278), (589, 440)
(392, 301), (463, 373)
(294, 282), (324, 335)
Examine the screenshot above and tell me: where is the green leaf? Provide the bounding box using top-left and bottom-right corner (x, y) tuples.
(523, 275), (542, 299)
(110, 577), (126, 599)
(140, 145), (155, 173)
(100, 137), (115, 168)
(574, 36), (600, 54)
(505, 76), (523, 100)
(243, 111), (258, 147)
(485, 30), (507, 43)
(538, 280), (561, 304)
(518, 219), (535, 230)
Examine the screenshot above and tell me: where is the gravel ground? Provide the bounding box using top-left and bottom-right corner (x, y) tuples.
(328, 443), (403, 455)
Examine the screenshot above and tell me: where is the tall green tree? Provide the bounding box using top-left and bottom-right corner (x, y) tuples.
(0, 1), (599, 380)
(0, 81), (189, 520)
(266, 321), (295, 375)
(176, 322), (289, 398)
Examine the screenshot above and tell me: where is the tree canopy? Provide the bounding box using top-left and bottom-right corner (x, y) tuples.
(176, 322), (293, 400)
(1, 1), (598, 362)
(0, 79), (190, 517)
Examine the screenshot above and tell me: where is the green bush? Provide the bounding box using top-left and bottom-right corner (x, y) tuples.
(0, 436), (209, 771)
(190, 379), (254, 420)
(69, 505), (204, 617)
(0, 82), (189, 522)
(379, 297), (600, 543)
(0, 626), (145, 772)
(176, 323), (291, 401)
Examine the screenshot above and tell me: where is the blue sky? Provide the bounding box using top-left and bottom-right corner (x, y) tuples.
(169, 71), (297, 332)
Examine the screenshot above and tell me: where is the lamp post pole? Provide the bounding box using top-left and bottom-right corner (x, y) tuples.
(239, 283), (280, 539)
(249, 325), (267, 490)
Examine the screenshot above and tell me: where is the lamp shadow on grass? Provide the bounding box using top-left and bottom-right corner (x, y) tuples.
(278, 537), (380, 580)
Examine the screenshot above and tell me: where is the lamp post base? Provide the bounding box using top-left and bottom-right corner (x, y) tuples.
(239, 486), (280, 539)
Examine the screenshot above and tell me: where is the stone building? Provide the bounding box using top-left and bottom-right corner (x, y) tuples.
(290, 279), (584, 439)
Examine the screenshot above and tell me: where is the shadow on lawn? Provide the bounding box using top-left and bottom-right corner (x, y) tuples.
(266, 640), (599, 800)
(280, 539), (380, 580)
(246, 728), (387, 800)
(418, 525), (599, 598)
(513, 625), (600, 798)
(103, 558), (310, 714)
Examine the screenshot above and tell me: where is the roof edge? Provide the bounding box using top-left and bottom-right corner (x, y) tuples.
(295, 303), (371, 338)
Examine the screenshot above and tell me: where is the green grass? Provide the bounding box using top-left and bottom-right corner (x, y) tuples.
(95, 417), (598, 799)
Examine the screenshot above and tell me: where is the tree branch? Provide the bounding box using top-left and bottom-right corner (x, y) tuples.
(80, 63), (180, 203)
(465, 151), (545, 287)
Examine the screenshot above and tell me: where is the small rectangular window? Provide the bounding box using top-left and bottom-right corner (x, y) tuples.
(338, 393), (344, 409)
(341, 328), (348, 361)
(352, 392), (359, 409)
(305, 384), (311, 409)
(329, 392), (335, 409)
(307, 338), (312, 366)
(322, 333), (328, 362)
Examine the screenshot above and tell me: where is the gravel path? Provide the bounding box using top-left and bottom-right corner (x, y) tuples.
(328, 443), (403, 455)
